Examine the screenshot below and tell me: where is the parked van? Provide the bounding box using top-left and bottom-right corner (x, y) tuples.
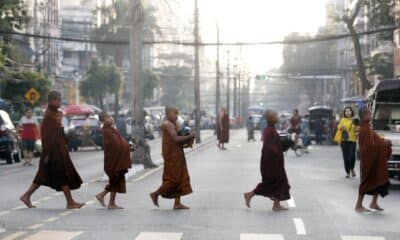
(366, 80), (400, 179)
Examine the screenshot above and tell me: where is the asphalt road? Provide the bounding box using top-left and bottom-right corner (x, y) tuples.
(0, 129), (399, 240)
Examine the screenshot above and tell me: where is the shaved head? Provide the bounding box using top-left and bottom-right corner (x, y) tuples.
(165, 106), (178, 115)
(165, 106), (178, 123)
(48, 91), (61, 102)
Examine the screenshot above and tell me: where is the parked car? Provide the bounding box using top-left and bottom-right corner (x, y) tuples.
(126, 117), (155, 140)
(0, 110), (21, 164)
(65, 117), (103, 151)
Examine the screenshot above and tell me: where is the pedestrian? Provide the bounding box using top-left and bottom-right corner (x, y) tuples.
(355, 108), (392, 213)
(217, 107), (229, 150)
(314, 118), (324, 145)
(243, 109), (291, 212)
(334, 107), (357, 178)
(82, 113), (95, 147)
(19, 108), (40, 166)
(20, 91), (84, 209)
(96, 113), (132, 209)
(150, 106), (195, 210)
(247, 116), (255, 142)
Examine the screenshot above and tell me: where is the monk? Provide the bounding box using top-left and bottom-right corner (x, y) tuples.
(96, 113), (132, 209)
(355, 108), (392, 213)
(20, 91), (84, 209)
(244, 109), (291, 211)
(217, 107), (229, 150)
(150, 106), (195, 210)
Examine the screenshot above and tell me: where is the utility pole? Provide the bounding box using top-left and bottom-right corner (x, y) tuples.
(194, 0), (201, 143)
(130, 0), (155, 168)
(226, 51), (230, 116)
(215, 23), (220, 132)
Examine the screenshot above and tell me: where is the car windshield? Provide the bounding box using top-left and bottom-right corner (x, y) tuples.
(70, 118), (99, 127)
(373, 103), (400, 130)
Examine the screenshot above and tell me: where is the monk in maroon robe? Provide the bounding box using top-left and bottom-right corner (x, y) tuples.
(96, 113), (132, 209)
(20, 91), (84, 209)
(217, 107), (229, 150)
(244, 109), (291, 211)
(150, 106), (195, 210)
(355, 108), (392, 213)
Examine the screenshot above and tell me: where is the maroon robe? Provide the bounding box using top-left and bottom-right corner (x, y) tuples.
(217, 113), (230, 143)
(33, 107), (82, 191)
(358, 123), (391, 197)
(157, 121), (193, 198)
(253, 126), (291, 201)
(102, 124), (132, 193)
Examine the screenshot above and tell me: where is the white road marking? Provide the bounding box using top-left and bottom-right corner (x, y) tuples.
(85, 200), (95, 206)
(23, 230), (83, 240)
(11, 206), (24, 211)
(0, 211), (10, 216)
(133, 167), (162, 183)
(341, 236), (385, 240)
(31, 201), (39, 205)
(135, 232), (183, 240)
(0, 228), (5, 234)
(1, 231), (27, 240)
(27, 223), (43, 230)
(240, 233), (285, 240)
(59, 211), (73, 217)
(287, 197), (296, 208)
(293, 218), (307, 235)
(44, 217), (59, 223)
(52, 192), (63, 197)
(39, 196), (52, 201)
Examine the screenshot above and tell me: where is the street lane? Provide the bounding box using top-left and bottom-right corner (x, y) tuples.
(0, 129), (399, 240)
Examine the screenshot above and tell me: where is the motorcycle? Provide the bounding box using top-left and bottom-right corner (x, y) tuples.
(278, 130), (305, 157)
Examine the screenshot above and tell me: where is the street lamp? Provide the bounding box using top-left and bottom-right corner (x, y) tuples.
(73, 70), (80, 105)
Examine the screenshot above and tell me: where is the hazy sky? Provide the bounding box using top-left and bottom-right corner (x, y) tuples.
(192, 0), (330, 73)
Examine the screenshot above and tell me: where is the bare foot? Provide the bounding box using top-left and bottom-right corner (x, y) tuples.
(20, 196), (36, 208)
(96, 194), (106, 207)
(272, 205), (289, 212)
(150, 192), (159, 207)
(244, 193), (251, 208)
(370, 204), (384, 211)
(66, 202), (85, 209)
(355, 206), (371, 213)
(173, 203), (190, 210)
(108, 204), (124, 210)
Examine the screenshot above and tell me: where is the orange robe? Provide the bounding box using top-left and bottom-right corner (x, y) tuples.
(102, 124), (132, 193)
(358, 123), (391, 196)
(33, 107), (82, 191)
(217, 113), (230, 143)
(157, 121), (193, 198)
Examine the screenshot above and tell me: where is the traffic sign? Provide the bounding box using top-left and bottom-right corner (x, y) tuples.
(24, 88), (41, 105)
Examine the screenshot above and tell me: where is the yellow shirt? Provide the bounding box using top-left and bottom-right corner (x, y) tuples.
(337, 118), (357, 142)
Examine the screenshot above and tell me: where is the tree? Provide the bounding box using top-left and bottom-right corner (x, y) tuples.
(0, 0), (29, 55)
(2, 71), (51, 114)
(143, 70), (159, 100)
(107, 64), (123, 118)
(365, 52), (393, 79)
(341, 0), (395, 92)
(80, 59), (123, 110)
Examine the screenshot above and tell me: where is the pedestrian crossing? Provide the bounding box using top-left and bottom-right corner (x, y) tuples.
(0, 231), (389, 240)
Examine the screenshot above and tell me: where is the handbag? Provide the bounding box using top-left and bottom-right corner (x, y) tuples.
(341, 122), (353, 142)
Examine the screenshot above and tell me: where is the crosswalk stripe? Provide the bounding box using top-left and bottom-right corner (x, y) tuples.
(1, 231), (27, 240)
(23, 230), (83, 240)
(135, 232), (183, 240)
(44, 217), (59, 223)
(27, 224), (43, 230)
(293, 218), (306, 235)
(59, 211), (73, 217)
(240, 234), (285, 240)
(0, 211), (10, 217)
(341, 236), (385, 240)
(286, 197), (296, 208)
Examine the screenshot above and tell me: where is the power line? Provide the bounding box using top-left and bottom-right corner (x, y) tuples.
(1, 25), (399, 46)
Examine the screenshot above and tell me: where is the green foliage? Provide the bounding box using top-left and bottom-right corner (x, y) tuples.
(281, 29), (337, 75)
(364, 0), (395, 41)
(159, 65), (193, 110)
(80, 59), (123, 110)
(0, 0), (30, 54)
(2, 71), (51, 113)
(92, 0), (161, 66)
(365, 52), (393, 79)
(143, 70), (159, 100)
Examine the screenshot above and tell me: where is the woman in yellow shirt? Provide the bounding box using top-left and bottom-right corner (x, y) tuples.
(337, 107), (357, 178)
